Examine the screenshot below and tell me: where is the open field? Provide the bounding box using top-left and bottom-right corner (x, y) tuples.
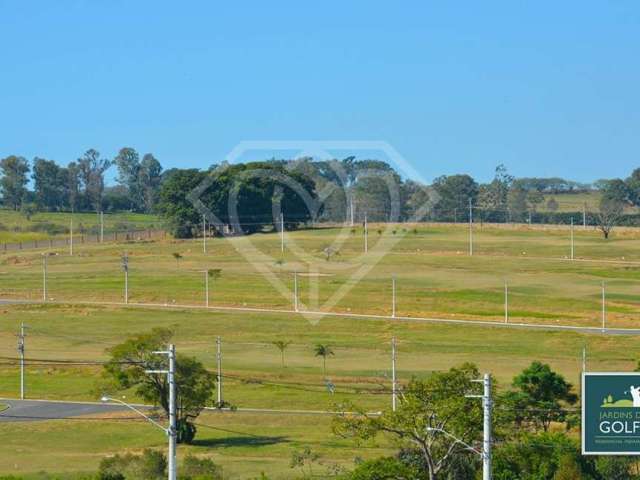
(0, 302), (639, 478)
(2, 223), (640, 328)
(1, 224), (640, 477)
(0, 209), (161, 244)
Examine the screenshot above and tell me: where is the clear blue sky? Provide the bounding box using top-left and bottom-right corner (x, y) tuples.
(1, 1), (639, 184)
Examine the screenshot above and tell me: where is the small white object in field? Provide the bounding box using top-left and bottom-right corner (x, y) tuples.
(522, 251), (526, 255)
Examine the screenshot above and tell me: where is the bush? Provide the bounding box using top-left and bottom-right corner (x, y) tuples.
(98, 449), (166, 480)
(180, 454), (223, 480)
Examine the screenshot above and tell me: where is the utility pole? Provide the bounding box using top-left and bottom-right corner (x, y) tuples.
(570, 217), (574, 260)
(143, 345), (177, 480)
(204, 270), (209, 307)
(293, 272), (299, 312)
(42, 254), (48, 302)
(467, 374), (492, 480)
(391, 337), (397, 412)
(168, 345), (177, 480)
(391, 276), (397, 318)
(280, 212), (285, 254)
(122, 252), (129, 304)
(601, 281), (606, 332)
(100, 211), (104, 243)
(202, 215), (207, 254)
(350, 197), (354, 227)
(482, 374), (492, 480)
(69, 218), (73, 256)
(454, 208), (457, 224)
(504, 279), (508, 324)
(364, 212), (368, 253)
(469, 198), (473, 256)
(18, 323), (26, 400)
(216, 336), (222, 406)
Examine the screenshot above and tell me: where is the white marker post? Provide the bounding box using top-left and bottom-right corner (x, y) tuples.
(469, 198), (473, 256)
(504, 279), (508, 324)
(364, 213), (368, 254)
(391, 337), (397, 412)
(392, 276), (397, 318)
(570, 217), (574, 260)
(216, 336), (222, 406)
(601, 281), (606, 332)
(69, 218), (73, 256)
(280, 212), (285, 254)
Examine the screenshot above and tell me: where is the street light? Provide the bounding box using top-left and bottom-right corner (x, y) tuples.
(101, 344), (176, 480)
(100, 396), (168, 433)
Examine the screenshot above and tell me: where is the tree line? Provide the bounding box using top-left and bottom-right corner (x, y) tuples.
(3, 151), (640, 237)
(0, 148), (163, 214)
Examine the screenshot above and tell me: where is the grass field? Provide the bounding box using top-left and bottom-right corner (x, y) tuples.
(0, 209), (161, 243)
(1, 223), (640, 477)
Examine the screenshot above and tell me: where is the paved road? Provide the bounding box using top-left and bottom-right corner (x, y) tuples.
(0, 398), (126, 422)
(0, 399), (378, 421)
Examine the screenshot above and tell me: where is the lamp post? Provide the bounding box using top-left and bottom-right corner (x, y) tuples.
(103, 344), (177, 480)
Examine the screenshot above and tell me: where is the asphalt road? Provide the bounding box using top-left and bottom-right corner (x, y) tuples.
(0, 398), (126, 422)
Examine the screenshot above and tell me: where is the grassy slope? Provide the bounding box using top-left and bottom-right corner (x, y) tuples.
(0, 224), (639, 477)
(0, 210), (161, 243)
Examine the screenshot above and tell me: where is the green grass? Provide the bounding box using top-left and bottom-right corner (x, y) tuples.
(1, 224), (640, 477)
(0, 209), (161, 243)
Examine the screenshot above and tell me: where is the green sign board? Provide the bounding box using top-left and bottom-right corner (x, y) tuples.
(583, 373), (640, 455)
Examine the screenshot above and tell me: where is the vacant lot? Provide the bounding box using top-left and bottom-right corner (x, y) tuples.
(0, 224), (639, 477)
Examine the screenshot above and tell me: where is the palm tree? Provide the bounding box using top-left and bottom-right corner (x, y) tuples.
(272, 340), (292, 368)
(314, 344), (334, 376)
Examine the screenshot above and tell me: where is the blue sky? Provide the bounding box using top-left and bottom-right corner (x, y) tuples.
(1, 1), (639, 185)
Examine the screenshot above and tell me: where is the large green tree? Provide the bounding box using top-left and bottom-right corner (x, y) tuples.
(102, 327), (215, 443)
(433, 174), (479, 220)
(334, 363), (485, 480)
(32, 157), (66, 211)
(501, 361), (577, 432)
(0, 155), (30, 210)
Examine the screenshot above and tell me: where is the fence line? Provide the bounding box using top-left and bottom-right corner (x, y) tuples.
(1, 229), (167, 253)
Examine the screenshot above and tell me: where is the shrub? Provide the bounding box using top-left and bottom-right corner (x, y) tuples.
(180, 454), (223, 480)
(98, 449), (166, 480)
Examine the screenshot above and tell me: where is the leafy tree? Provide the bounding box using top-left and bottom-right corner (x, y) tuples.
(433, 174), (478, 220)
(114, 147), (143, 209)
(0, 155), (30, 210)
(314, 344), (334, 376)
(101, 328), (215, 444)
(272, 340), (292, 368)
(483, 164), (514, 211)
(77, 149), (111, 212)
(502, 361), (577, 432)
(333, 363), (484, 480)
(32, 157), (66, 211)
(140, 153), (163, 212)
(492, 432), (587, 480)
(157, 169), (207, 238)
(507, 181), (529, 222)
(172, 252), (183, 268)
